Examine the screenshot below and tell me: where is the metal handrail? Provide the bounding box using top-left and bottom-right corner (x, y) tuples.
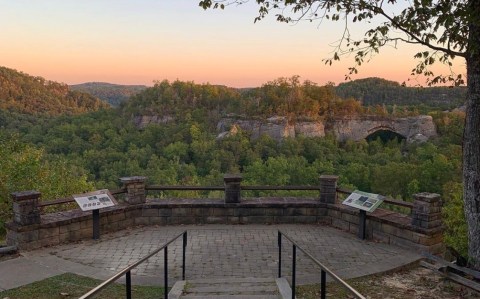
(79, 230), (187, 299)
(278, 230), (366, 299)
(147, 185), (224, 191)
(36, 184), (412, 213)
(37, 197), (75, 208)
(37, 188), (127, 208)
(242, 185), (319, 191)
(146, 185), (319, 191)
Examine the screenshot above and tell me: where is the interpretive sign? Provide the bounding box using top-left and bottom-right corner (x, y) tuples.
(73, 189), (117, 212)
(342, 190), (385, 213)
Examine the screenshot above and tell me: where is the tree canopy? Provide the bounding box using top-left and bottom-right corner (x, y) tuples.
(198, 0), (480, 269)
(0, 67), (110, 115)
(70, 82), (147, 107)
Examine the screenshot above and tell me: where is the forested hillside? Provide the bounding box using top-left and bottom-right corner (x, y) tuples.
(336, 77), (467, 109)
(121, 77), (370, 126)
(0, 67), (109, 115)
(0, 75), (468, 257)
(70, 82), (146, 107)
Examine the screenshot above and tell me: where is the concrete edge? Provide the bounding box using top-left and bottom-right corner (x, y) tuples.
(276, 277), (295, 299)
(168, 280), (186, 299)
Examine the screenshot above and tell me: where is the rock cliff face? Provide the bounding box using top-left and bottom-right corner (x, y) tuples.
(217, 117), (325, 140)
(217, 115), (436, 142)
(133, 113), (436, 143)
(134, 115), (174, 128)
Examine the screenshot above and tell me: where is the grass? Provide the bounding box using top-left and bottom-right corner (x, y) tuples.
(0, 273), (165, 299)
(1, 266), (479, 299)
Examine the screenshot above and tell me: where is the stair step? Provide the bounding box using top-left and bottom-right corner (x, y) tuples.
(169, 277), (292, 299)
(184, 277), (276, 284)
(185, 285), (278, 294)
(180, 295), (280, 299)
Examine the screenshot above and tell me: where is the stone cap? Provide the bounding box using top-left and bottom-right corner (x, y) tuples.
(119, 176), (147, 184)
(319, 175), (339, 181)
(224, 174), (243, 183)
(11, 190), (41, 201)
(414, 192), (441, 203)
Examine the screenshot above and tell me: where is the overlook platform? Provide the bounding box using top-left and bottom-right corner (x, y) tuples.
(0, 223), (421, 291)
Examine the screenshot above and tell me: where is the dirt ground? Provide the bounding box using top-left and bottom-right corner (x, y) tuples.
(297, 265), (480, 299)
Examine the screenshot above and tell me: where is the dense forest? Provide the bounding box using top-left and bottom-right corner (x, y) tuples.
(121, 76), (412, 127)
(0, 70), (467, 257)
(0, 67), (109, 115)
(76, 76), (467, 114)
(336, 77), (467, 110)
(70, 82), (146, 107)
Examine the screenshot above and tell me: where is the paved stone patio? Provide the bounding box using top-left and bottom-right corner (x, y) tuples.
(0, 224), (421, 290)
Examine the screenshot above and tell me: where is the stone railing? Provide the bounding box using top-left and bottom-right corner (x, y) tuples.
(6, 175), (443, 254)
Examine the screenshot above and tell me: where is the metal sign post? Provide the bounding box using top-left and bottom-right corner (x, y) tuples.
(342, 190), (385, 240)
(73, 189), (117, 240)
(358, 210), (367, 240)
(92, 209), (100, 240)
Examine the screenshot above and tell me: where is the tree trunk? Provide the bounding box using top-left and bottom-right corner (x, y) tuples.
(464, 0), (480, 269)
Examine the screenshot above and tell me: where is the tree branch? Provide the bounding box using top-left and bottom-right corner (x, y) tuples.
(373, 6), (466, 58)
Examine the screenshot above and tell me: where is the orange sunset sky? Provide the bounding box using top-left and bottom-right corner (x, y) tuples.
(0, 0), (466, 87)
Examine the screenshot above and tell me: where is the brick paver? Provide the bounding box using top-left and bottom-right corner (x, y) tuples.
(44, 224), (421, 285)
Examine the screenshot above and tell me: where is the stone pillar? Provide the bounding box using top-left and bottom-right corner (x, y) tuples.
(119, 176), (147, 204)
(11, 191), (41, 225)
(412, 192), (442, 229)
(224, 174), (242, 204)
(319, 175), (338, 204)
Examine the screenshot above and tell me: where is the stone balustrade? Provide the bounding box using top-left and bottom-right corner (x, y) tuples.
(5, 175), (444, 254)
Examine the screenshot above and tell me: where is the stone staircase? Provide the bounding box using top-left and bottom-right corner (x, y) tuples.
(168, 277), (293, 299)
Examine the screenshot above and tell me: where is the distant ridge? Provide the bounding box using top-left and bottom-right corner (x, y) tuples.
(336, 77), (467, 109)
(0, 66), (109, 115)
(70, 82), (147, 107)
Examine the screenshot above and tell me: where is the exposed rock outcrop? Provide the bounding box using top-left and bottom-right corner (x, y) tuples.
(331, 115), (437, 142)
(134, 115), (174, 128)
(217, 117), (325, 140)
(217, 115), (436, 142)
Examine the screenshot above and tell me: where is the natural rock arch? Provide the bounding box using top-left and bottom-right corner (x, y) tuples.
(365, 129), (407, 143)
(331, 115), (436, 143)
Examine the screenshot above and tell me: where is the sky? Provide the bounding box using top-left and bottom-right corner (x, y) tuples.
(0, 0), (467, 88)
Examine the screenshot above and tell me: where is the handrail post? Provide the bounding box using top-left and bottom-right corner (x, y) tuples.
(164, 246), (168, 299)
(278, 231), (282, 278)
(78, 230), (187, 299)
(292, 244), (296, 299)
(126, 270), (132, 299)
(182, 231), (187, 280)
(321, 270), (326, 299)
(278, 230), (366, 299)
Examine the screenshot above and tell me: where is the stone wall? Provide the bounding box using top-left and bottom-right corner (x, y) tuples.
(6, 199), (328, 250)
(6, 176), (444, 254)
(326, 203), (443, 254)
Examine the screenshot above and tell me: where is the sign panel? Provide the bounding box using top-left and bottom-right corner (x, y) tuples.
(342, 190), (385, 212)
(73, 189), (117, 211)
